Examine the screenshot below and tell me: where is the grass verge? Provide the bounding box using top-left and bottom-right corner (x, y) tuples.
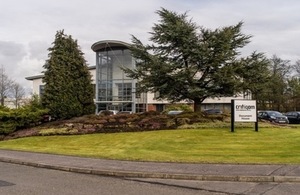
(1, 126), (300, 164)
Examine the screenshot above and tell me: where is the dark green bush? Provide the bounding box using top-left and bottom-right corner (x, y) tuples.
(0, 122), (17, 134)
(0, 103), (49, 135)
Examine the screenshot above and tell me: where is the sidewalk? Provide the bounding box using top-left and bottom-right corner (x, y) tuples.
(1, 149), (300, 183)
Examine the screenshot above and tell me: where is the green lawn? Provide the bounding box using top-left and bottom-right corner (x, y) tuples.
(1, 127), (300, 164)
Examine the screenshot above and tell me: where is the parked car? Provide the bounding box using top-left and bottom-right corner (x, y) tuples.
(117, 111), (132, 115)
(258, 110), (289, 124)
(167, 110), (183, 115)
(97, 110), (119, 115)
(284, 111), (300, 124)
(203, 108), (223, 115)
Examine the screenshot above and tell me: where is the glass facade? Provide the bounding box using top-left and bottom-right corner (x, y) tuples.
(93, 42), (147, 113)
(92, 41), (147, 113)
(97, 49), (132, 101)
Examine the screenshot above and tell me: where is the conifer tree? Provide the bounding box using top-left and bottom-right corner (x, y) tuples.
(124, 8), (263, 112)
(42, 30), (95, 119)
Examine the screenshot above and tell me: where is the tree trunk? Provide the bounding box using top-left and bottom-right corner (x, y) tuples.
(193, 98), (202, 112)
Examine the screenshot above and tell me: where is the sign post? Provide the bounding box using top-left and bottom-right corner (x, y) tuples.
(231, 99), (258, 132)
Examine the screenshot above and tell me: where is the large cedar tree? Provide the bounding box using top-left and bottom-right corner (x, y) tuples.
(124, 8), (266, 112)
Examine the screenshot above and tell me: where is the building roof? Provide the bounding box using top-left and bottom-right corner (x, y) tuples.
(25, 74), (44, 80)
(25, 66), (96, 81)
(91, 40), (131, 52)
(87, 65), (96, 70)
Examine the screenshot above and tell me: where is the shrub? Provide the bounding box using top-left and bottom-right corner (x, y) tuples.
(163, 104), (193, 113)
(0, 103), (49, 135)
(3, 109), (233, 138)
(175, 117), (191, 126)
(0, 122), (17, 134)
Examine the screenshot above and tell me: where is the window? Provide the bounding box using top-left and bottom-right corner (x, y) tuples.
(39, 85), (45, 96)
(117, 83), (132, 101)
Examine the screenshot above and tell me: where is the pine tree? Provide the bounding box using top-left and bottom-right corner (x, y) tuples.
(42, 30), (95, 119)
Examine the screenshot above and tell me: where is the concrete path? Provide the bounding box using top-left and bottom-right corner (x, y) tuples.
(1, 149), (300, 183)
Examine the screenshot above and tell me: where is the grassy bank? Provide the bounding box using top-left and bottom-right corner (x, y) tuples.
(1, 126), (300, 164)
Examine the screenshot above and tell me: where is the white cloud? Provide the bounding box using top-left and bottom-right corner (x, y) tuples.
(0, 41), (27, 76)
(28, 41), (49, 60)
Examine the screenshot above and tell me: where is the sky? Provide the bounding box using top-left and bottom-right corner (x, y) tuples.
(1, 0), (300, 93)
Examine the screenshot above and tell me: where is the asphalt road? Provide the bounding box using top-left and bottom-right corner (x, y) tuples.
(1, 162), (222, 195)
(2, 162), (300, 195)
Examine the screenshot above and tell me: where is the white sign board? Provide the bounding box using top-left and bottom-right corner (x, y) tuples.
(234, 100), (257, 122)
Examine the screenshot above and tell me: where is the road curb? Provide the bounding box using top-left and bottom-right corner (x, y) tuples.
(1, 157), (300, 183)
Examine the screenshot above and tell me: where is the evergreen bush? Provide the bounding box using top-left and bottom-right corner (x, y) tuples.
(0, 98), (49, 135)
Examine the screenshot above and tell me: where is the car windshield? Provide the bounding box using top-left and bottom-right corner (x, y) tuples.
(268, 111), (283, 117)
